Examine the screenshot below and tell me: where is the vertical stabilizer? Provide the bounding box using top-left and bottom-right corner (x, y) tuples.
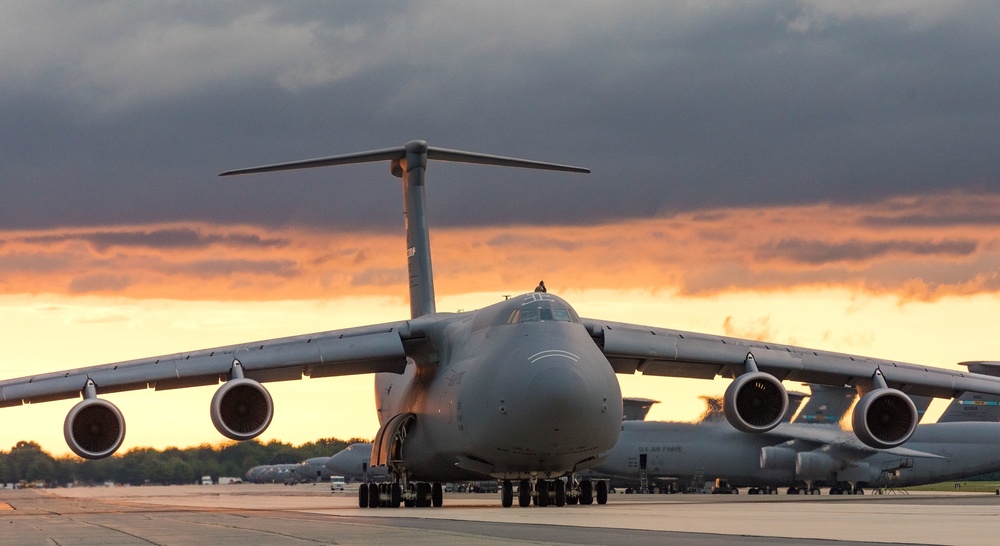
(220, 140), (589, 318)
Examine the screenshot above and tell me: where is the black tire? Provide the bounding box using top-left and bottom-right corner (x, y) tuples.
(358, 483), (369, 508)
(581, 480), (594, 505)
(537, 480), (549, 507)
(390, 483), (401, 508)
(416, 482), (431, 507)
(596, 480), (608, 505)
(501, 480), (513, 508)
(367, 483), (380, 508)
(432, 482), (443, 507)
(555, 480), (566, 507)
(518, 480), (531, 507)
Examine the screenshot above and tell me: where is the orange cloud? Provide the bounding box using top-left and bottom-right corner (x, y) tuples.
(1, 192), (997, 302)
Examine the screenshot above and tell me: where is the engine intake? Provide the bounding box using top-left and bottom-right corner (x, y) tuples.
(64, 398), (126, 459)
(210, 378), (274, 441)
(851, 388), (917, 449)
(723, 371), (788, 433)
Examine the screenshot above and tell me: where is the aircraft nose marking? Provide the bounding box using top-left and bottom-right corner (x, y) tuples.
(528, 350), (579, 363)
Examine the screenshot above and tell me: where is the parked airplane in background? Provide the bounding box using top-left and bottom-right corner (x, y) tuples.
(595, 386), (1000, 495)
(3, 140), (1000, 509)
(295, 456), (334, 482)
(325, 443), (389, 483)
(245, 463), (301, 485)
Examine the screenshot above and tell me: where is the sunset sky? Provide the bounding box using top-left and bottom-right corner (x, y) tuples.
(1, 2), (999, 457)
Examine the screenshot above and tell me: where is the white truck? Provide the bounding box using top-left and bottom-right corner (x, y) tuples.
(330, 475), (346, 492)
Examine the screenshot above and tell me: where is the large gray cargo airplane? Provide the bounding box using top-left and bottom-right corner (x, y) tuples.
(3, 140), (1000, 509)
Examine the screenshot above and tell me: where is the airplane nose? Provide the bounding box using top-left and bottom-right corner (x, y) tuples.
(526, 366), (589, 419)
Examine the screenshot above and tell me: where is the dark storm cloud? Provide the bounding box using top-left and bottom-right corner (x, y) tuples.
(1, 1), (998, 232)
(758, 238), (979, 265)
(21, 228), (288, 251)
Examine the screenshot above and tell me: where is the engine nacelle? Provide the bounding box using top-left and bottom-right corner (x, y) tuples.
(851, 387), (917, 449)
(64, 398), (126, 459)
(210, 378), (274, 441)
(760, 446), (796, 471)
(795, 451), (838, 480)
(723, 371), (789, 433)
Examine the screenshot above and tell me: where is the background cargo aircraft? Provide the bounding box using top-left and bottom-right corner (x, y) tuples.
(325, 443), (389, 483)
(3, 141), (1000, 509)
(295, 456), (335, 482)
(594, 383), (1000, 495)
(245, 463), (302, 485)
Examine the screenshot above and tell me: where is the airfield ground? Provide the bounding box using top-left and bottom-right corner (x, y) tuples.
(1, 483), (997, 545)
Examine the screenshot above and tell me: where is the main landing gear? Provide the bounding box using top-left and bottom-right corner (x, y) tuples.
(500, 477), (608, 508)
(359, 481), (444, 508)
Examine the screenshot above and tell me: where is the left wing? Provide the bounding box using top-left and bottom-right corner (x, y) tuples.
(0, 318), (423, 459)
(582, 317), (1000, 449)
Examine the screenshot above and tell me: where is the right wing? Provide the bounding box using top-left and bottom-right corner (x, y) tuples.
(0, 318), (431, 458)
(0, 320), (414, 407)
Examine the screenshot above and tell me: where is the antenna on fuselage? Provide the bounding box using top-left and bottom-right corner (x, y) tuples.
(220, 140), (590, 319)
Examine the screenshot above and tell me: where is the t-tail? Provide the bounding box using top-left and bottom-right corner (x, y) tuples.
(220, 140), (589, 318)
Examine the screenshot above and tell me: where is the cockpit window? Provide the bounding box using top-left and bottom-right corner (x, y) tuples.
(516, 306), (573, 323)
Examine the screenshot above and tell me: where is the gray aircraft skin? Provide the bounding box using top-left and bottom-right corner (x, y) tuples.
(294, 456), (334, 482)
(593, 419), (1000, 494)
(245, 463), (302, 485)
(325, 443), (389, 482)
(4, 140), (1000, 509)
(594, 388), (1000, 494)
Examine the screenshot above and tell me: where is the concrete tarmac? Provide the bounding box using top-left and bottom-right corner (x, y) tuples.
(1, 484), (997, 545)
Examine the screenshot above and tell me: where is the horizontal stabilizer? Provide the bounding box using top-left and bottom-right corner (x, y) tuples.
(219, 140), (590, 176)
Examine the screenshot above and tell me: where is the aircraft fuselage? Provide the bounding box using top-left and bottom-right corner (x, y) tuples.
(375, 293), (623, 481)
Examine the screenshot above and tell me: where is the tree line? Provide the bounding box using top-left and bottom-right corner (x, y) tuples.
(0, 438), (366, 487)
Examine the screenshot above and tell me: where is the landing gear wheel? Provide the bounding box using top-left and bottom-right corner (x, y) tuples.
(581, 479), (594, 505)
(432, 482), (443, 507)
(555, 480), (566, 507)
(537, 480), (549, 507)
(390, 483), (401, 508)
(358, 483), (369, 508)
(501, 480), (513, 508)
(416, 482), (431, 507)
(596, 480), (608, 505)
(566, 494), (578, 505)
(367, 483), (380, 508)
(518, 480), (531, 507)
(404, 484), (415, 507)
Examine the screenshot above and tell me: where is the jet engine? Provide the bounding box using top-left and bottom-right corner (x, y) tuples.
(851, 388), (917, 449)
(760, 446), (796, 471)
(64, 398), (126, 459)
(210, 378), (274, 441)
(723, 371), (789, 433)
(795, 451), (838, 481)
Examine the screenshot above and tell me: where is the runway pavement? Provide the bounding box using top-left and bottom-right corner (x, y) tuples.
(1, 483), (997, 545)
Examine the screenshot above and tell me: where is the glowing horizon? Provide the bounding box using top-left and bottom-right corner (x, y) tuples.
(1, 192), (998, 457)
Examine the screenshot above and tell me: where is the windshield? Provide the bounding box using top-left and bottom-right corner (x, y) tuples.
(508, 304), (574, 324)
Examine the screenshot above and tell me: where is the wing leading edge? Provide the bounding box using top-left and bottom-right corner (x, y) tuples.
(584, 318), (1000, 399)
(0, 320), (413, 408)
